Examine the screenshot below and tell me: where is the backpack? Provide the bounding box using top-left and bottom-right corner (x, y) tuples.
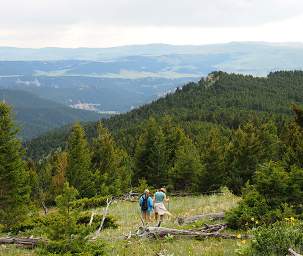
(141, 194), (149, 211)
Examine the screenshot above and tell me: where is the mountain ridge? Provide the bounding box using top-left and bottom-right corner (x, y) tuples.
(0, 89), (101, 140)
(26, 70), (303, 159)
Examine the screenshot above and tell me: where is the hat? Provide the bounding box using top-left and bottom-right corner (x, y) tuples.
(160, 187), (166, 193)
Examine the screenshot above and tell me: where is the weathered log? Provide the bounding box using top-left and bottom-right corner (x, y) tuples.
(176, 212), (225, 225)
(136, 226), (250, 240)
(190, 223), (227, 233)
(288, 248), (302, 256)
(0, 237), (43, 248)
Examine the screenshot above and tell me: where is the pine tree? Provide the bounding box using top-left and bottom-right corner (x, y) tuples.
(0, 103), (30, 228)
(169, 138), (203, 191)
(281, 121), (303, 169)
(91, 122), (132, 195)
(92, 122), (117, 174)
(134, 118), (166, 187)
(292, 104), (303, 128)
(51, 151), (68, 196)
(198, 128), (226, 192)
(226, 120), (279, 194)
(162, 116), (188, 176)
(66, 123), (95, 197)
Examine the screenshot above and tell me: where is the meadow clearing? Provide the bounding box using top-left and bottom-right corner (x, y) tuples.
(0, 190), (242, 256)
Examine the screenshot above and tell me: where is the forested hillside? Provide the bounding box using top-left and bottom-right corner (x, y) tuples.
(2, 71), (303, 255)
(27, 71), (303, 159)
(0, 89), (101, 139)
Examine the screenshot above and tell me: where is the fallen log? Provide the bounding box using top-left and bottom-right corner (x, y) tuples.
(288, 248), (302, 256)
(190, 223), (228, 233)
(118, 191), (140, 202)
(136, 226), (251, 240)
(0, 237), (43, 248)
(176, 212), (225, 225)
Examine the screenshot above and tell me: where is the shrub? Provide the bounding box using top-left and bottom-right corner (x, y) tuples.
(227, 162), (301, 229)
(72, 196), (108, 209)
(40, 238), (106, 255)
(8, 212), (117, 234)
(254, 161), (289, 208)
(244, 221), (303, 256)
(226, 186), (295, 229)
(76, 212), (118, 230)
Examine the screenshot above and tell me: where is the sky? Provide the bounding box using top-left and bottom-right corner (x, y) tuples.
(1, 0), (303, 48)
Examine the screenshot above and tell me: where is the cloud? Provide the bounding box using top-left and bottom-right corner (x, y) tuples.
(1, 0), (303, 28)
(1, 0), (303, 47)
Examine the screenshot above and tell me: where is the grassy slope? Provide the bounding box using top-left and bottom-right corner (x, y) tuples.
(0, 192), (240, 256)
(101, 191), (240, 255)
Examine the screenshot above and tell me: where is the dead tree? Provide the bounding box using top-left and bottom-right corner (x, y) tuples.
(91, 197), (113, 239)
(88, 211), (96, 226)
(136, 226), (250, 240)
(41, 200), (48, 215)
(288, 248), (302, 256)
(176, 212), (225, 225)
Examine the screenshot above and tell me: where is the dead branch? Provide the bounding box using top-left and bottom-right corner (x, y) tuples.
(0, 237), (43, 249)
(176, 212), (225, 225)
(91, 197), (113, 239)
(88, 211), (95, 226)
(41, 201), (48, 215)
(288, 248), (302, 256)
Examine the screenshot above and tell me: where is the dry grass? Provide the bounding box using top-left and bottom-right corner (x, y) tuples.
(0, 190), (241, 256)
(97, 189), (241, 255)
(0, 245), (36, 256)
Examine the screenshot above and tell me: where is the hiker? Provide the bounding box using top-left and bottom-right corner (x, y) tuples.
(154, 187), (171, 222)
(139, 189), (153, 222)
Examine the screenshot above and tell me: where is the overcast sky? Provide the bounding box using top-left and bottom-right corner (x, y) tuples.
(1, 0), (303, 48)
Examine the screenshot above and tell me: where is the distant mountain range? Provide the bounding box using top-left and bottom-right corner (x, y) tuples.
(2, 42), (303, 141)
(1, 42), (303, 76)
(0, 89), (101, 140)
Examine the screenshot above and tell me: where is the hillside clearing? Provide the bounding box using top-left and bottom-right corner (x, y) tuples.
(0, 191), (241, 256)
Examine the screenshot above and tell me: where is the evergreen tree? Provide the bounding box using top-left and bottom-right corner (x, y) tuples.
(161, 116), (188, 172)
(48, 182), (79, 241)
(134, 118), (166, 187)
(281, 105), (303, 168)
(226, 120), (279, 194)
(198, 127), (226, 192)
(91, 122), (131, 195)
(35, 156), (54, 210)
(292, 104), (303, 128)
(0, 103), (30, 228)
(281, 121), (303, 169)
(51, 150), (68, 196)
(169, 138), (203, 191)
(66, 123), (95, 197)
